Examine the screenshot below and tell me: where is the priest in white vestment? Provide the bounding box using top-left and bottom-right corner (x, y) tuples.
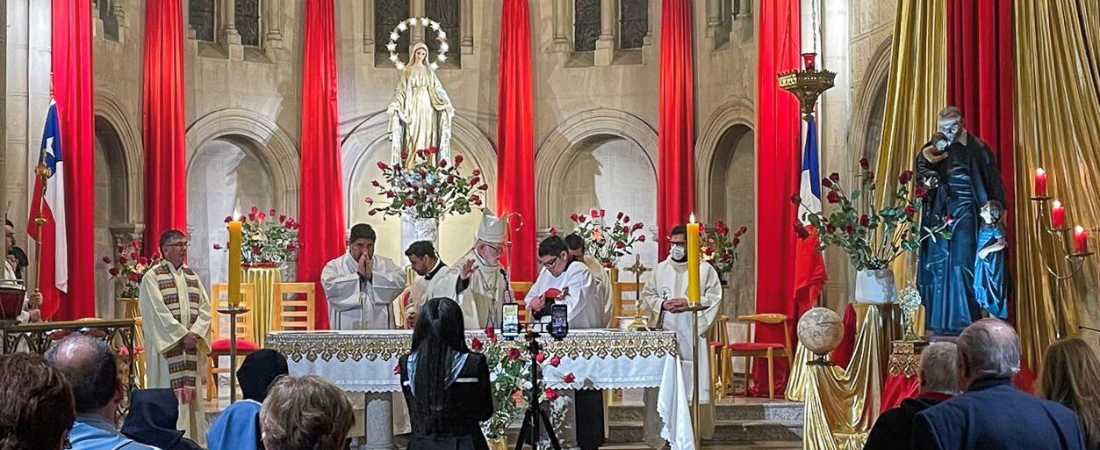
(403, 240), (447, 326)
(641, 224), (723, 440)
(564, 233), (612, 326)
(322, 223), (406, 330)
(4, 219), (41, 323)
(425, 209), (510, 329)
(137, 229), (212, 443)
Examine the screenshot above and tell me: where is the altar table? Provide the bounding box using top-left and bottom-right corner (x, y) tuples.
(266, 329), (696, 450)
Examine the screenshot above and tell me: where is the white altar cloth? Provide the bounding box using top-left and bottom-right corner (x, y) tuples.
(266, 329), (696, 450)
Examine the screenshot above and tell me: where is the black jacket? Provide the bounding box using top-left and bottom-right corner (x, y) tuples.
(400, 352), (494, 450)
(864, 393), (950, 450)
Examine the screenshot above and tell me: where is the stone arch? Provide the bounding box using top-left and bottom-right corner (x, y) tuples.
(849, 37), (893, 168)
(185, 109), (300, 215)
(534, 109), (658, 225)
(340, 111), (498, 221)
(694, 98), (755, 220)
(94, 90), (142, 222)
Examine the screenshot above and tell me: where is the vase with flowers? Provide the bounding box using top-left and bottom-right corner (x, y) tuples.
(792, 159), (951, 303)
(102, 240), (161, 300)
(568, 210), (647, 268)
(701, 221), (748, 286)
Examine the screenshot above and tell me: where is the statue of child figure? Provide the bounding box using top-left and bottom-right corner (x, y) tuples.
(973, 200), (1008, 319)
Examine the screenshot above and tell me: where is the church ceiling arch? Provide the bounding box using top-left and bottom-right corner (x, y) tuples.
(94, 90), (142, 223)
(185, 108), (299, 215)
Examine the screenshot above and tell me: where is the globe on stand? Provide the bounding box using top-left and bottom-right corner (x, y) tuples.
(797, 307), (844, 366)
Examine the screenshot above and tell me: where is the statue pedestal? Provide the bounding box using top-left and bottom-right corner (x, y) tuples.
(400, 212), (439, 255)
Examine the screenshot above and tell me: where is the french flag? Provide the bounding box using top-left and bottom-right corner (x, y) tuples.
(27, 100), (67, 319)
(792, 119), (826, 320)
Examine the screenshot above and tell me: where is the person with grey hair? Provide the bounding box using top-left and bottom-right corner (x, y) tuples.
(912, 319), (1086, 450)
(863, 342), (958, 450)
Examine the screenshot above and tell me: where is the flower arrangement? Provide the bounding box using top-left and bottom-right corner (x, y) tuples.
(365, 150), (488, 220)
(792, 158), (951, 271)
(213, 206), (300, 267)
(568, 210), (647, 267)
(702, 221), (748, 283)
(475, 326), (575, 441)
(102, 240), (161, 298)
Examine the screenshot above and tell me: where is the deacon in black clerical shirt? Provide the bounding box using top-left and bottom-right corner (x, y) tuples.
(404, 240), (448, 326)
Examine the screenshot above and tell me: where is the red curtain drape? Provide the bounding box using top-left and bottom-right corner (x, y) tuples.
(142, 0), (188, 256)
(946, 0), (1016, 323)
(52, 0), (96, 320)
(497, 0), (536, 283)
(753, 0), (801, 396)
(656, 0), (695, 259)
(298, 0), (344, 329)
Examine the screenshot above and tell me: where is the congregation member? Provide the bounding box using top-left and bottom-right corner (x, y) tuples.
(863, 342), (957, 449)
(640, 224), (723, 438)
(1039, 338), (1100, 450)
(400, 298), (493, 450)
(260, 375), (354, 450)
(0, 353), (75, 450)
(322, 223), (406, 330)
(121, 389), (203, 450)
(564, 233), (611, 326)
(427, 208), (509, 329)
(208, 349), (290, 450)
(403, 240), (447, 326)
(4, 219), (41, 323)
(912, 319), (1085, 449)
(138, 229), (211, 442)
(47, 334), (158, 450)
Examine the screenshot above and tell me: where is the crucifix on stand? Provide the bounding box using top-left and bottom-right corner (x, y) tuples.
(623, 254), (650, 331)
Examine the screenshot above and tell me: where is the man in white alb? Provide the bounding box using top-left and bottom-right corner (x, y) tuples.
(564, 233), (611, 326)
(321, 223), (406, 330)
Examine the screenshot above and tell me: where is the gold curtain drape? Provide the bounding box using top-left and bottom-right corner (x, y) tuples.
(1014, 0), (1100, 368)
(786, 305), (886, 450)
(873, 0), (947, 286)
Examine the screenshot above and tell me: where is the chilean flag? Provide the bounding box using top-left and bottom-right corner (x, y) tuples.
(27, 100), (67, 319)
(792, 119), (826, 320)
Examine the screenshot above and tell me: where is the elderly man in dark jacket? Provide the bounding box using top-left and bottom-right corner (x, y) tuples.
(864, 341), (958, 450)
(911, 319), (1085, 450)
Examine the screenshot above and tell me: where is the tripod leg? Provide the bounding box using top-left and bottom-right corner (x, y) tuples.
(516, 409), (534, 450)
(538, 409), (562, 450)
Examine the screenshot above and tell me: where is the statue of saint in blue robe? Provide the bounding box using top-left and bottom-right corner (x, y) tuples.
(973, 223), (1008, 319)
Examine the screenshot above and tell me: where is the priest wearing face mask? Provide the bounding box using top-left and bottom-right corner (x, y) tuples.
(425, 208), (510, 329)
(641, 224), (723, 438)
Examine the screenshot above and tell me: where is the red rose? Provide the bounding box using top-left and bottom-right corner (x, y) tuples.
(251, 206), (260, 215)
(371, 180), (381, 187)
(248, 213), (257, 221)
(633, 222), (644, 231)
(213, 243), (223, 250)
(898, 170), (913, 184)
(386, 190), (395, 198)
(455, 154), (464, 165)
(859, 215), (870, 227)
(365, 197), (374, 205)
(394, 364), (401, 375)
(287, 243), (297, 251)
(622, 226), (631, 234)
(600, 209), (606, 218)
(826, 191), (841, 204)
(507, 348), (522, 360)
(252, 247), (262, 255)
(129, 273), (140, 282)
(369, 210), (378, 216)
(485, 325), (497, 343)
(904, 205), (917, 216)
(731, 237), (740, 246)
(479, 184), (488, 191)
(829, 172), (840, 182)
(550, 355), (561, 367)
(119, 257), (128, 265)
(845, 224), (856, 235)
(793, 222), (810, 239)
(269, 209), (277, 216)
(914, 185), (927, 199)
(571, 213), (580, 222)
(279, 214), (287, 223)
(440, 159), (448, 168)
(859, 157), (870, 169)
(102, 256), (111, 264)
(138, 257), (149, 265)
(108, 268), (120, 276)
(470, 176), (481, 185)
(473, 196), (483, 206)
(822, 177), (834, 188)
(401, 151), (409, 160)
(579, 215), (587, 222)
(473, 169), (481, 176)
(703, 247), (714, 256)
(590, 209), (598, 217)
(471, 337), (484, 351)
(562, 373), (576, 383)
(825, 223), (836, 233)
(378, 161), (389, 170)
(616, 241), (626, 249)
(224, 216), (233, 223)
(549, 227), (558, 236)
(738, 226), (747, 234)
(258, 212), (266, 221)
(638, 235), (646, 242)
(536, 352), (546, 363)
(945, 214), (956, 226)
(132, 240), (140, 249)
(118, 246), (125, 253)
(791, 194), (802, 205)
(404, 198), (416, 207)
(617, 212), (624, 220)
(623, 215), (630, 223)
(544, 388), (559, 401)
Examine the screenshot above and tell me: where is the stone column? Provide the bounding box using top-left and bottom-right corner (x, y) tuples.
(220, 0), (244, 60)
(410, 0), (425, 46)
(706, 0), (720, 37)
(594, 0), (615, 65)
(363, 0), (375, 53)
(737, 0), (752, 19)
(364, 392), (396, 450)
(552, 0), (572, 52)
(264, 0), (283, 48)
(460, 0), (474, 54)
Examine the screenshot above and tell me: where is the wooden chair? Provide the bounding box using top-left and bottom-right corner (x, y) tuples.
(727, 314), (793, 399)
(511, 281), (533, 323)
(272, 282), (316, 332)
(708, 315), (731, 397)
(118, 298), (146, 389)
(207, 283), (257, 401)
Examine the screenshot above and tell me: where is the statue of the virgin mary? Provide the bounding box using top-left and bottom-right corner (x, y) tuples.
(387, 42), (455, 167)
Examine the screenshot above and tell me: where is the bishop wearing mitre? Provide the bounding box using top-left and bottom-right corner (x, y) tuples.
(640, 224), (722, 438)
(426, 208), (509, 329)
(322, 223), (406, 330)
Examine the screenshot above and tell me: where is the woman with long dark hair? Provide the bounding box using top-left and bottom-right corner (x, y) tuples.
(1039, 338), (1100, 450)
(399, 297), (493, 450)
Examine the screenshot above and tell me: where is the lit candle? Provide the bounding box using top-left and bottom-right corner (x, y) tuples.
(1034, 168), (1048, 197)
(1051, 200), (1066, 229)
(686, 214), (701, 306)
(228, 212), (243, 307)
(1075, 226), (1089, 254)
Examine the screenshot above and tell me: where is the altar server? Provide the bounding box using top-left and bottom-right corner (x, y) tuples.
(138, 229), (212, 443)
(565, 233), (612, 326)
(641, 224), (723, 438)
(426, 209), (509, 329)
(322, 224), (406, 330)
(525, 235), (603, 329)
(4, 219), (41, 323)
(403, 240), (447, 326)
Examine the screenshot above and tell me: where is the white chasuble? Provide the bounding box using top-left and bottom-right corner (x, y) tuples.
(426, 249), (506, 329)
(640, 258), (722, 404)
(322, 252), (406, 330)
(138, 261), (212, 444)
(525, 260), (603, 329)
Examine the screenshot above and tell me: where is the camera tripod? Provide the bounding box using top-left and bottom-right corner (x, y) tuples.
(514, 331), (562, 450)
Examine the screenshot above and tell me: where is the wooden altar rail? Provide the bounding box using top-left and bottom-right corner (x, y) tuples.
(1, 319), (138, 394)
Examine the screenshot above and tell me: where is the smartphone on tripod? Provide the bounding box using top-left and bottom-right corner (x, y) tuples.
(549, 303), (568, 340)
(502, 303), (520, 340)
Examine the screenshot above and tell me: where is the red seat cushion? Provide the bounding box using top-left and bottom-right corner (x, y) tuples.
(117, 345), (144, 356)
(728, 342), (785, 351)
(210, 338), (259, 352)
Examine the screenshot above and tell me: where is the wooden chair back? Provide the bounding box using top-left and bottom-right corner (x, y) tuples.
(210, 283), (256, 344)
(272, 282), (317, 332)
(737, 313), (793, 360)
(511, 281), (533, 322)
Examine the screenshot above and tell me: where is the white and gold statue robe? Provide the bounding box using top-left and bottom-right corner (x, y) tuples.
(322, 252), (406, 330)
(581, 256), (613, 326)
(138, 261), (212, 444)
(426, 249), (506, 329)
(525, 260), (604, 329)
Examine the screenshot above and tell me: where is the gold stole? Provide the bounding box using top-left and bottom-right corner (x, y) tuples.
(154, 264), (204, 398)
